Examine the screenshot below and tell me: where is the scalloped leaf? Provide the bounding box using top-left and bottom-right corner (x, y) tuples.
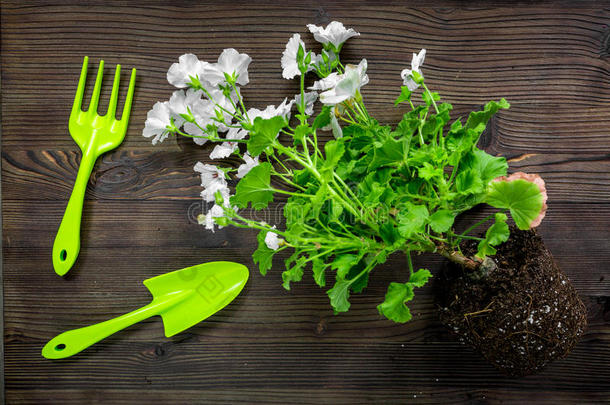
(486, 179), (544, 230)
(231, 162), (274, 210)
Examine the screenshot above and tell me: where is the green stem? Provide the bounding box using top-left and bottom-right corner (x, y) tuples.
(271, 188), (313, 198)
(459, 235), (484, 241)
(406, 250), (414, 277)
(422, 82), (439, 114)
(229, 81), (250, 122)
(270, 170), (306, 191)
(459, 213), (497, 239)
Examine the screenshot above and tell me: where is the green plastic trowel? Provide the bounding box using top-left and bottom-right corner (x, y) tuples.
(42, 261), (248, 359)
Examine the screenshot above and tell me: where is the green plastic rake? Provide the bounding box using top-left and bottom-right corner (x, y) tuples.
(52, 57), (136, 276)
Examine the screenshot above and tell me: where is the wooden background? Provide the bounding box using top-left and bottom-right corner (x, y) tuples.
(2, 1), (609, 403)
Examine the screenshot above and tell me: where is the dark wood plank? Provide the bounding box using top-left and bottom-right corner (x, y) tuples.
(4, 342), (610, 402)
(3, 248), (609, 344)
(2, 148), (610, 202)
(3, 200), (609, 294)
(2, 5), (610, 148)
(5, 388), (610, 405)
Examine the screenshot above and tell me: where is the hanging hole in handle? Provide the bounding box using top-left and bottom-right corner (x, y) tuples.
(60, 250), (67, 261)
(55, 343), (66, 351)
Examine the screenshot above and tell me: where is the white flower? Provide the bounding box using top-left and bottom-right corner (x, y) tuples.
(143, 101), (173, 145)
(184, 123), (207, 145)
(307, 21), (360, 51)
(247, 98), (295, 123)
(319, 59), (369, 105)
(202, 48), (252, 87)
(208, 88), (238, 132)
(194, 162), (229, 202)
(308, 72), (341, 91)
(168, 88), (205, 128)
(264, 226), (283, 250)
(319, 105), (343, 138)
(202, 203), (225, 232)
(295, 91), (318, 115)
(167, 53), (209, 89)
(183, 97), (217, 145)
(194, 162), (226, 187)
(201, 181), (229, 203)
(401, 49), (426, 91)
(199, 183), (236, 233)
(274, 98), (295, 120)
(237, 153), (260, 178)
(281, 34), (318, 80)
(210, 127), (248, 159)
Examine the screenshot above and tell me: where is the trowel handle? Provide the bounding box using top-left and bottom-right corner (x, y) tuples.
(42, 301), (160, 360)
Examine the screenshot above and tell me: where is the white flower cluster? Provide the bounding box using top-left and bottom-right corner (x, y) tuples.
(145, 20), (427, 244)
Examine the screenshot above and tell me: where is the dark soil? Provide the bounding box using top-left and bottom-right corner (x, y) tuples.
(437, 226), (587, 377)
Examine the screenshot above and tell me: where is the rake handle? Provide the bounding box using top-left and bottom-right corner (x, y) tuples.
(52, 149), (97, 276)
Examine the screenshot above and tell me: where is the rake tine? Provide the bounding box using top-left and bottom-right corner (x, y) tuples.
(120, 68), (137, 123)
(88, 60), (105, 114)
(107, 64), (121, 118)
(71, 56), (88, 116)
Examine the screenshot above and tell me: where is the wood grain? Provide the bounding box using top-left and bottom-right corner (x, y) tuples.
(2, 1), (610, 403)
(2, 149), (610, 202)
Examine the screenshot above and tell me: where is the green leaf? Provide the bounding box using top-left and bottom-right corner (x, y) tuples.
(322, 140), (345, 172)
(327, 279), (352, 313)
(293, 124), (310, 145)
(455, 169), (484, 194)
(361, 181), (385, 205)
(376, 282), (414, 323)
(231, 162), (274, 210)
(394, 86), (412, 106)
(466, 98), (510, 130)
(380, 222), (402, 246)
(282, 256), (306, 290)
(292, 169), (312, 187)
(284, 198), (311, 226)
(486, 179), (544, 230)
(487, 212), (510, 245)
(369, 137), (406, 170)
(312, 258), (327, 287)
(253, 229), (275, 275)
(397, 203), (429, 237)
(247, 116), (286, 156)
(409, 268), (432, 288)
(428, 209), (455, 233)
(331, 254), (359, 280)
(446, 126), (477, 155)
(476, 213), (510, 259)
(312, 105), (332, 130)
(357, 172), (386, 205)
(422, 90), (440, 106)
(476, 240), (497, 257)
(418, 162), (443, 181)
(348, 264), (370, 293)
(460, 150), (508, 184)
(395, 113), (419, 141)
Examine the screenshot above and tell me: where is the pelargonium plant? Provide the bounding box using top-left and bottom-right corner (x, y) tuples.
(144, 21), (548, 323)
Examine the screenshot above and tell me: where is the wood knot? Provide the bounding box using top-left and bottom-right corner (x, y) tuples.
(95, 164), (139, 192)
(315, 318), (327, 336)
